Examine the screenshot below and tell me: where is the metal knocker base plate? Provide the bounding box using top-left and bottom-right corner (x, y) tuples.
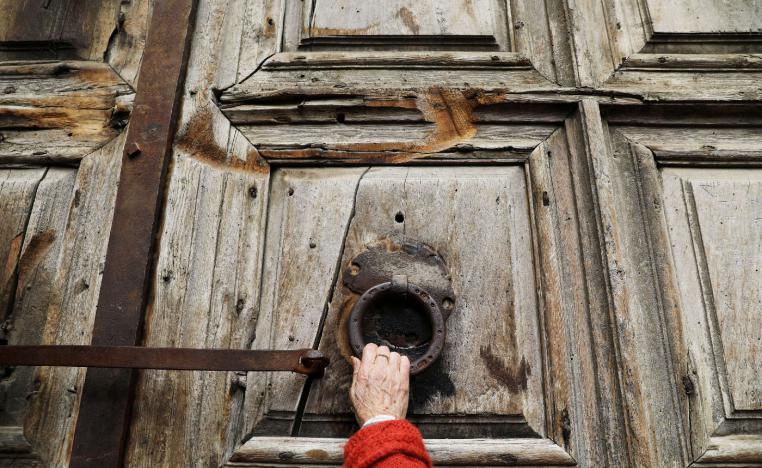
(341, 238), (455, 374)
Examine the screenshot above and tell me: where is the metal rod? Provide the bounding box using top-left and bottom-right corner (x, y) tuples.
(0, 346), (329, 376)
(70, 0), (199, 465)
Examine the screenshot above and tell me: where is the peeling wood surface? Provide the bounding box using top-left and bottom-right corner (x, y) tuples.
(226, 436), (576, 467)
(0, 61), (133, 165)
(221, 87), (571, 162)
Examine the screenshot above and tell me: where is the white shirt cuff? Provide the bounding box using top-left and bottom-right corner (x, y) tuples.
(362, 414), (397, 428)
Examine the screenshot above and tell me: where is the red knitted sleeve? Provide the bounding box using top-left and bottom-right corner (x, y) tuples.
(343, 420), (432, 468)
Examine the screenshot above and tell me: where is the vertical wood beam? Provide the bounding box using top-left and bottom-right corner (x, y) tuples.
(69, 1), (198, 466)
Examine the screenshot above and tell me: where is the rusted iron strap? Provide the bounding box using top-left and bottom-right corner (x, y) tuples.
(0, 346), (329, 376)
(70, 0), (198, 466)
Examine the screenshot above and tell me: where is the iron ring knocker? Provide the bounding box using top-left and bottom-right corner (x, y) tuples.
(348, 274), (446, 375)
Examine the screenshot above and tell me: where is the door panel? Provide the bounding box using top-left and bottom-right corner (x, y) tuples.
(234, 118), (626, 466)
(646, 0), (762, 34)
(597, 106), (762, 465)
(247, 167), (367, 436)
(304, 0), (509, 50)
(303, 166), (542, 439)
(662, 169), (762, 414)
(569, 0), (762, 89)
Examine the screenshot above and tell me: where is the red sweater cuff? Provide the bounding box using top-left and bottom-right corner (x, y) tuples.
(344, 420), (432, 468)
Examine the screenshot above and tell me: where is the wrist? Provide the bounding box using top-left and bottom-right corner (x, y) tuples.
(361, 414), (397, 428)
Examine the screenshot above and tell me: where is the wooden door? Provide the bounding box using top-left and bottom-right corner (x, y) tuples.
(1, 1), (760, 467)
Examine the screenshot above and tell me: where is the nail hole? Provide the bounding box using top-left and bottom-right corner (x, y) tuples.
(395, 212), (404, 223)
(288, 187), (294, 196)
(442, 298), (454, 310)
(248, 185), (258, 198)
(267, 17), (274, 25)
(542, 191), (550, 206)
(349, 262), (361, 275)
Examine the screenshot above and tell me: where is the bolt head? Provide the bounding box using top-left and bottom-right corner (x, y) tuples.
(126, 142), (142, 158)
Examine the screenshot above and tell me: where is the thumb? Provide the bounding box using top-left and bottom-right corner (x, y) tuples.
(351, 356), (361, 377)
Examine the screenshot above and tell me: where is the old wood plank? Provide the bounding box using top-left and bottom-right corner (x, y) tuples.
(122, 0), (274, 464)
(662, 168), (762, 458)
(527, 123), (629, 466)
(105, 0), (153, 88)
(226, 436), (575, 466)
(306, 0), (505, 50)
(0, 169), (44, 317)
(680, 170), (762, 412)
(646, 0), (762, 34)
(242, 167), (366, 437)
(124, 152), (270, 466)
(509, 0), (575, 85)
(694, 435), (762, 465)
(0, 0), (120, 61)
(1, 168), (76, 444)
(21, 132), (124, 466)
(604, 68), (762, 102)
(0, 61), (133, 165)
(220, 52), (557, 105)
(299, 166), (543, 439)
(562, 0), (623, 86)
(614, 126), (762, 161)
(579, 100), (688, 467)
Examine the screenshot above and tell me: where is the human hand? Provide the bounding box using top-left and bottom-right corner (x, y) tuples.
(349, 343), (410, 426)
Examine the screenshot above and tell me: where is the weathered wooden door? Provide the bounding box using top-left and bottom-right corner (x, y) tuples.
(1, 0), (761, 467)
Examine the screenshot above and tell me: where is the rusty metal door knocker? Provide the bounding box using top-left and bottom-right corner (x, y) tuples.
(342, 239), (455, 375)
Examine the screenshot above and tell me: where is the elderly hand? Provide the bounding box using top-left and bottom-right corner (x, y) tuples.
(349, 343), (410, 426)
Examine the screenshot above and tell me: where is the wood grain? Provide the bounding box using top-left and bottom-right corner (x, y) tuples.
(0, 61), (133, 165)
(302, 166), (543, 438)
(227, 436), (575, 466)
(0, 168), (76, 452)
(22, 133), (124, 466)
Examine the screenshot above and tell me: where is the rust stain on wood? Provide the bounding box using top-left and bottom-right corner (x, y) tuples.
(328, 87), (478, 160)
(309, 24), (377, 37)
(15, 230), (56, 301)
(334, 293), (359, 362)
(176, 108), (268, 174)
(396, 7), (420, 35)
(479, 346), (531, 393)
(1, 233), (24, 310)
(305, 449), (329, 460)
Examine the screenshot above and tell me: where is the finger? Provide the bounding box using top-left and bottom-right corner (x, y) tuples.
(388, 352), (401, 380)
(374, 345), (391, 361)
(351, 356), (361, 381)
(369, 346), (391, 383)
(388, 352), (402, 397)
(400, 356), (411, 392)
(360, 343), (377, 375)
